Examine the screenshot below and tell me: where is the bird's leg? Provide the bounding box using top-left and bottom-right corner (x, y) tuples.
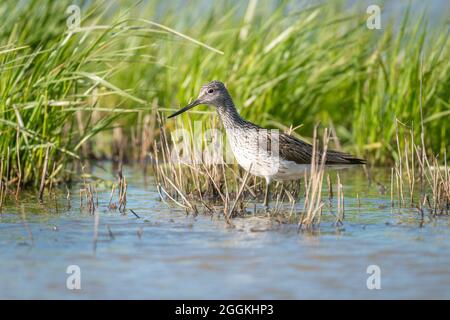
(263, 178), (271, 210)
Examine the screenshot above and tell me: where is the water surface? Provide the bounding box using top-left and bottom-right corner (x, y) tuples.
(1, 164), (449, 299)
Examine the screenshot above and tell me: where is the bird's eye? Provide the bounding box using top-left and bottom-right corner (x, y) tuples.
(207, 89), (214, 94)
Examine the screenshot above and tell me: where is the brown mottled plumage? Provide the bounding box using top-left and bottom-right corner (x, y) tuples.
(278, 133), (365, 165)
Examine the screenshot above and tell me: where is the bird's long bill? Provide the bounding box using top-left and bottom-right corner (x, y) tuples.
(168, 100), (200, 118)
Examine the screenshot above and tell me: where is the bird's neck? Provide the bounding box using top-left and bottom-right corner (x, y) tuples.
(215, 98), (247, 129)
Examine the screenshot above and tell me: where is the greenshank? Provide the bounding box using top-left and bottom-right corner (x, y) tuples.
(168, 80), (365, 207)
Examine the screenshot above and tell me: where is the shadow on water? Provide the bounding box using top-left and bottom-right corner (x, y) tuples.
(0, 162), (450, 299)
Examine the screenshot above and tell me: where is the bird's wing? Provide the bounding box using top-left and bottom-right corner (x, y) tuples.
(278, 133), (366, 165)
(278, 133), (314, 164)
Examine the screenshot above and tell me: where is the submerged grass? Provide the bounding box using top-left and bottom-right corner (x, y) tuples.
(152, 110), (449, 231)
(393, 119), (450, 216)
(390, 55), (450, 217)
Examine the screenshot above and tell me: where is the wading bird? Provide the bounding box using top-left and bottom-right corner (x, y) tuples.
(168, 81), (365, 207)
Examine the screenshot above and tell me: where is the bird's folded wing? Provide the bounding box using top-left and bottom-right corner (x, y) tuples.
(278, 133), (366, 165)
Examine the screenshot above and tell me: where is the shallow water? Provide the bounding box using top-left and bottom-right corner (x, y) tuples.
(1, 163), (449, 299)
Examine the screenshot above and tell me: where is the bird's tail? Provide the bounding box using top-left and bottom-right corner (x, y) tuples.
(325, 150), (366, 165)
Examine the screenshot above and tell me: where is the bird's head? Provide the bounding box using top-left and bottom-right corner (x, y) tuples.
(168, 80), (231, 118)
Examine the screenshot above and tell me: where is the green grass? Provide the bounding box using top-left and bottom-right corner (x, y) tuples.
(141, 1), (449, 165)
(0, 0), (449, 190)
(0, 1), (126, 187)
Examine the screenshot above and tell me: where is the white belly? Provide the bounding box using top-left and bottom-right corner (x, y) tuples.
(226, 128), (309, 181)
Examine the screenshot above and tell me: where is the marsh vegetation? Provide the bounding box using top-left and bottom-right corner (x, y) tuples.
(0, 0), (450, 299)
(0, 0), (448, 230)
(0, 0), (448, 194)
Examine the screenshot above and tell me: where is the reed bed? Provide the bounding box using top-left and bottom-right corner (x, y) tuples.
(298, 128), (330, 228)
(77, 163), (129, 215)
(391, 55), (450, 217)
(392, 122), (450, 216)
(79, 166), (99, 215)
